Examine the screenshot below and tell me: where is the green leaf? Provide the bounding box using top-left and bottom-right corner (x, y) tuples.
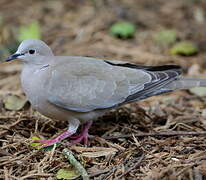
(43, 142), (61, 151)
(30, 136), (61, 150)
(30, 136), (43, 148)
(56, 168), (80, 180)
(18, 21), (41, 41)
(110, 22), (136, 39)
(170, 41), (199, 56)
(154, 30), (177, 46)
(3, 94), (27, 111)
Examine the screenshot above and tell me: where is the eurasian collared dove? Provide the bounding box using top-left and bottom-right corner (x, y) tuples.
(5, 39), (206, 147)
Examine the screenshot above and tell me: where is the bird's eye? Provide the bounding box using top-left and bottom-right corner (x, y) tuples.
(29, 49), (35, 54)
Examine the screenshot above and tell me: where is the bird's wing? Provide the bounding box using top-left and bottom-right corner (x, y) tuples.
(47, 57), (181, 112)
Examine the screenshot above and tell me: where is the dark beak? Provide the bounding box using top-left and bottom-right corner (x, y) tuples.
(6, 53), (22, 62)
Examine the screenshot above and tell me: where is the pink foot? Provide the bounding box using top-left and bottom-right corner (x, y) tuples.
(67, 133), (89, 146)
(32, 121), (93, 147)
(66, 121), (93, 146)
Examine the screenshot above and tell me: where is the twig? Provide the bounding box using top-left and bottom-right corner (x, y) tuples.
(103, 131), (206, 140)
(4, 166), (9, 180)
(0, 113), (29, 130)
(95, 164), (124, 179)
(0, 130), (7, 137)
(89, 160), (130, 178)
(89, 169), (112, 178)
(63, 148), (89, 180)
(0, 155), (24, 166)
(96, 137), (125, 151)
(116, 153), (144, 179)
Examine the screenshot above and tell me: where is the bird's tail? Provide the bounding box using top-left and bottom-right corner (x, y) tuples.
(164, 77), (206, 91)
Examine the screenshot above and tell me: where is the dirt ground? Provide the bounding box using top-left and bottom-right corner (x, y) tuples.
(1, 0), (206, 179)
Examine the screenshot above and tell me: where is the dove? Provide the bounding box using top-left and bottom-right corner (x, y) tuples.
(5, 39), (206, 147)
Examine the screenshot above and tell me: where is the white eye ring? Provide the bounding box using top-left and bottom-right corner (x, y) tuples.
(29, 49), (35, 54)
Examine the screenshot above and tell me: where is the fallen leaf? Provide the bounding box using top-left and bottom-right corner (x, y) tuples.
(170, 41), (199, 56)
(188, 64), (201, 77)
(43, 142), (61, 151)
(30, 136), (43, 149)
(193, 7), (205, 24)
(189, 87), (206, 97)
(3, 94), (27, 110)
(56, 168), (80, 180)
(154, 30), (177, 46)
(18, 21), (41, 41)
(110, 22), (136, 39)
(30, 136), (61, 150)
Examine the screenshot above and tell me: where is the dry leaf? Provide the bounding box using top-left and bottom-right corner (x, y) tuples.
(3, 94), (27, 110)
(189, 87), (206, 97)
(56, 168), (80, 180)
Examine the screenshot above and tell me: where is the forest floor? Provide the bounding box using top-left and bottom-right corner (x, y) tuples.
(1, 0), (206, 179)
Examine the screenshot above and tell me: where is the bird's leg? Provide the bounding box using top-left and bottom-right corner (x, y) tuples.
(33, 118), (80, 147)
(66, 120), (93, 146)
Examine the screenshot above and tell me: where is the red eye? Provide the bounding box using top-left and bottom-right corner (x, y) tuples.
(29, 49), (35, 54)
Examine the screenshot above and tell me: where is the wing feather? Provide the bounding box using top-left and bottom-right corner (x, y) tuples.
(47, 57), (182, 112)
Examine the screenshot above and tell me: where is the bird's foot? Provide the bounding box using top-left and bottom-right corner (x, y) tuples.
(66, 132), (92, 146)
(32, 120), (93, 147)
(66, 120), (93, 146)
(32, 130), (73, 147)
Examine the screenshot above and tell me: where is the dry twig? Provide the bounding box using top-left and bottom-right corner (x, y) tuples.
(63, 148), (89, 180)
(116, 153), (145, 179)
(104, 131), (206, 140)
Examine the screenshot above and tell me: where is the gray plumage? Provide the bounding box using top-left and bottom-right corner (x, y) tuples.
(5, 39), (206, 146)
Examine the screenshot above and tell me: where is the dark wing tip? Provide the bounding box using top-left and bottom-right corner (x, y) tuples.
(143, 65), (182, 76)
(104, 60), (182, 75)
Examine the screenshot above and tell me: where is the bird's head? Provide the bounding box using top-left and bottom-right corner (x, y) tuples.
(6, 39), (54, 63)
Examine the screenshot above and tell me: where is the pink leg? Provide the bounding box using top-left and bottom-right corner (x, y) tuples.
(33, 119), (80, 147)
(69, 134), (83, 140)
(33, 130), (73, 147)
(66, 120), (93, 146)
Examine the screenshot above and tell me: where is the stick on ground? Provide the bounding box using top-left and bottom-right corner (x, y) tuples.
(103, 131), (206, 140)
(63, 148), (89, 180)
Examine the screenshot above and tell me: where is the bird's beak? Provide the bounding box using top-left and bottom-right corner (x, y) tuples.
(5, 53), (22, 62)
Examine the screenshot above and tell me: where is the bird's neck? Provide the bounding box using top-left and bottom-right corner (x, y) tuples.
(21, 63), (49, 96)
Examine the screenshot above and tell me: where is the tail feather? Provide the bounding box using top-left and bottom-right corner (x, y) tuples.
(164, 77), (206, 91)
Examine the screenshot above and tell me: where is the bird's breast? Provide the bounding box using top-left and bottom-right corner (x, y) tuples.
(21, 65), (49, 110)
